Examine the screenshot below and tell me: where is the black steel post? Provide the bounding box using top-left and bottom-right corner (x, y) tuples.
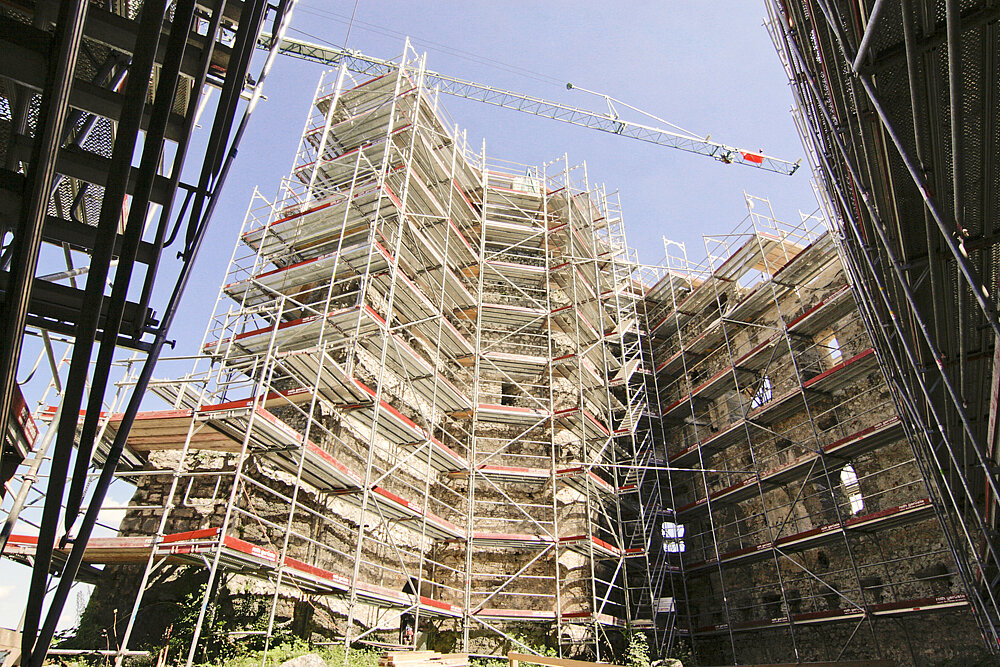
(812, 0), (1000, 341)
(945, 0), (964, 234)
(63, 0), (199, 528)
(182, 0), (268, 259)
(133, 0), (230, 330)
(0, 0), (87, 486)
(27, 2), (293, 663)
(851, 0), (888, 71)
(20, 2), (166, 660)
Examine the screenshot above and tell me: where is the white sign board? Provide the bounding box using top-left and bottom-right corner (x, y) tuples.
(654, 597), (676, 613)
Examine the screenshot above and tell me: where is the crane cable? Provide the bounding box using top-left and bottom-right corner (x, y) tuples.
(343, 0), (360, 49)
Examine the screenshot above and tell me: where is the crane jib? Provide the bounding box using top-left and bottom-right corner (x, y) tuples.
(256, 34), (801, 177)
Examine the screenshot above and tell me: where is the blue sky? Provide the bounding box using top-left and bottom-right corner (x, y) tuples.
(1, 1), (819, 633)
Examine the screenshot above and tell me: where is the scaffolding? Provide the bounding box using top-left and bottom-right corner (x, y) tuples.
(0, 2), (295, 664)
(5, 24), (988, 666)
(638, 196), (981, 664)
(1, 42), (667, 663)
(765, 0), (1000, 651)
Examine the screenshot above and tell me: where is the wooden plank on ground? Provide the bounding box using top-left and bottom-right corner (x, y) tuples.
(508, 653), (626, 667)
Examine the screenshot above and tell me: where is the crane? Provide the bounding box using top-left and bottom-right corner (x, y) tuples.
(256, 34), (801, 176)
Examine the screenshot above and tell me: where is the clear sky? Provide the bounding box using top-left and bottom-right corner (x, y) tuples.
(1, 1), (820, 633)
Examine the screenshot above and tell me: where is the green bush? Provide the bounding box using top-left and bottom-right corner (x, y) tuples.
(666, 639), (692, 666)
(509, 632), (557, 658)
(624, 631), (650, 667)
(164, 582), (292, 665)
(222, 642), (380, 667)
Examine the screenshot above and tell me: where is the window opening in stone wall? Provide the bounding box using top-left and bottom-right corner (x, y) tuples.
(501, 381), (517, 406)
(840, 464), (864, 514)
(662, 521), (686, 552)
(824, 333), (843, 364)
(750, 375), (772, 409)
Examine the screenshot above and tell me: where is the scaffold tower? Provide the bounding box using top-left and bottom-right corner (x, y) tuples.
(5, 33), (992, 667)
(638, 196), (981, 664)
(6, 42), (665, 662)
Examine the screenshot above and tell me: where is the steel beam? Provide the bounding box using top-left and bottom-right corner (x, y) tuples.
(0, 0), (87, 527)
(20, 0), (166, 662)
(64, 0), (200, 524)
(852, 0), (889, 71)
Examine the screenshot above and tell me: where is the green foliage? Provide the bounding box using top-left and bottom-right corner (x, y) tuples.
(165, 582), (287, 664)
(167, 583), (235, 664)
(49, 583), (388, 667)
(666, 639), (692, 666)
(469, 659), (507, 667)
(222, 641), (381, 667)
(624, 631), (650, 667)
(509, 632), (558, 658)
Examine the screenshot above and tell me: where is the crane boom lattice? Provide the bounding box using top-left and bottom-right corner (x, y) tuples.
(257, 34), (800, 176)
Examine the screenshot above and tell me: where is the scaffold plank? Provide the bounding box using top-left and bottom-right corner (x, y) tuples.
(556, 467), (616, 495)
(469, 532), (555, 549)
(370, 268), (442, 327)
(359, 331), (473, 413)
(692, 593), (967, 635)
(690, 364), (757, 403)
(449, 464), (549, 485)
(653, 347), (690, 377)
(786, 284), (854, 336)
(644, 270), (697, 305)
(399, 220), (479, 302)
(261, 439), (364, 491)
(802, 348), (878, 394)
(4, 533), (158, 564)
(724, 279), (786, 324)
(200, 404), (308, 452)
(464, 351), (548, 377)
(733, 333), (782, 372)
(340, 380), (429, 445)
(552, 353), (606, 389)
(481, 258), (546, 283)
(553, 407), (611, 441)
(455, 302), (548, 329)
(472, 608), (556, 621)
(659, 393), (708, 422)
(714, 233), (803, 284)
(322, 88), (420, 153)
(413, 212), (480, 269)
(204, 304), (384, 357)
(278, 347), (373, 406)
(413, 435), (470, 473)
(770, 231), (835, 286)
(93, 409), (207, 451)
(678, 419), (908, 516)
(335, 485), (464, 541)
(562, 611), (628, 627)
(685, 316), (726, 356)
(745, 385), (806, 425)
(242, 185), (385, 262)
(551, 261), (599, 300)
(559, 534), (621, 559)
(456, 403), (550, 426)
(223, 238), (393, 308)
(295, 124), (410, 191)
(823, 417), (903, 458)
(479, 217), (546, 247)
(548, 303), (602, 343)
